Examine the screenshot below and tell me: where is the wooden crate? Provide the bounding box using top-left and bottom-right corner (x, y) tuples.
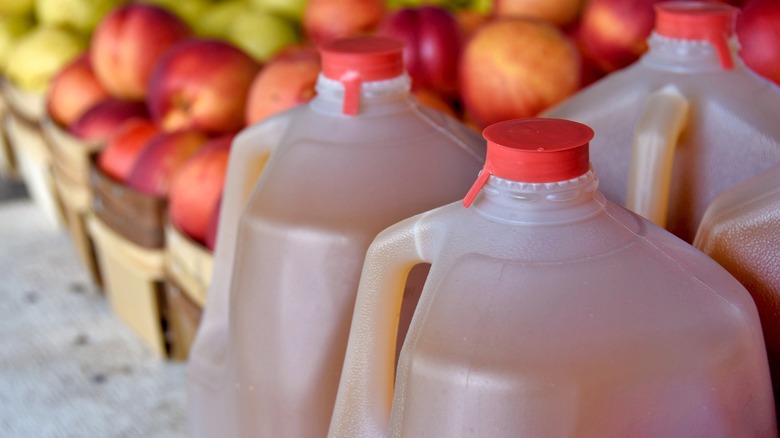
(163, 278), (203, 361)
(4, 111), (64, 228)
(1, 78), (63, 228)
(88, 160), (173, 357)
(88, 214), (170, 357)
(164, 222), (213, 308)
(42, 117), (104, 285)
(0, 91), (17, 176)
(0, 76), (46, 122)
(162, 222), (213, 359)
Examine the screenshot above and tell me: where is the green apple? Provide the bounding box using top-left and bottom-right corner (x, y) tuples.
(226, 9), (299, 62)
(0, 15), (34, 72)
(35, 0), (126, 34)
(194, 0), (252, 39)
(4, 25), (86, 93)
(250, 0), (306, 21)
(0, 0), (35, 16)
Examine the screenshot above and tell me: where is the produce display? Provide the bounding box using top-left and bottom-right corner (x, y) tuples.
(0, 0), (778, 412)
(2, 0), (779, 247)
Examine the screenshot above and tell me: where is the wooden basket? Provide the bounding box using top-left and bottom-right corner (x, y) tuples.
(89, 154), (167, 249)
(88, 214), (172, 357)
(164, 222), (213, 308)
(87, 159), (173, 357)
(42, 116), (104, 285)
(162, 222), (212, 360)
(1, 77), (63, 228)
(0, 92), (17, 176)
(3, 110), (64, 228)
(163, 278), (203, 361)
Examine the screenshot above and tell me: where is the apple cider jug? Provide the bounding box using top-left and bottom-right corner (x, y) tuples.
(694, 164), (780, 417)
(544, 1), (780, 243)
(329, 118), (776, 438)
(186, 36), (486, 438)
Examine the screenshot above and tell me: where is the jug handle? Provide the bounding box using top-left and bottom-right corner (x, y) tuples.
(188, 115), (291, 374)
(329, 218), (430, 438)
(625, 85), (689, 227)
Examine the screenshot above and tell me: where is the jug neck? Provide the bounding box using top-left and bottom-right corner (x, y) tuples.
(471, 169), (605, 225)
(310, 73), (412, 116)
(640, 33), (739, 73)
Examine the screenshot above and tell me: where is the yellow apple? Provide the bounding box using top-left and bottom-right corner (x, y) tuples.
(226, 9), (300, 62)
(0, 14), (34, 72)
(193, 0), (252, 39)
(250, 0), (307, 21)
(4, 25), (86, 93)
(35, 0), (125, 34)
(0, 0), (35, 16)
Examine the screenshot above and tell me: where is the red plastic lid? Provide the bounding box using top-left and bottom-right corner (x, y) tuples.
(319, 36), (405, 115)
(654, 1), (737, 69)
(462, 118), (594, 208)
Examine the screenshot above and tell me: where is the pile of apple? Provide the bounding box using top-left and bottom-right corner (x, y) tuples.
(0, 0), (125, 102)
(22, 0), (780, 253)
(374, 0), (780, 130)
(41, 0), (317, 251)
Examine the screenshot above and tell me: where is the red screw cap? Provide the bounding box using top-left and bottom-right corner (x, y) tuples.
(654, 1), (738, 69)
(463, 118), (594, 208)
(320, 36), (405, 115)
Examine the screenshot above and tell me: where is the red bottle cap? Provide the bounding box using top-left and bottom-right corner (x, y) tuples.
(320, 36), (405, 115)
(463, 118), (594, 208)
(654, 1), (738, 69)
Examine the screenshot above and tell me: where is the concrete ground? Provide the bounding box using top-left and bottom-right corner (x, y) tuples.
(0, 174), (189, 438)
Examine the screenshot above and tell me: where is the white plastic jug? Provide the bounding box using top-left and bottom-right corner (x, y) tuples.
(186, 36), (486, 438)
(329, 118), (776, 437)
(544, 1), (780, 242)
(694, 164), (780, 413)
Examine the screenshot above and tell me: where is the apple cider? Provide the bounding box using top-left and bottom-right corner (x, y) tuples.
(544, 2), (780, 243)
(695, 165), (780, 417)
(186, 36), (485, 438)
(329, 119), (776, 437)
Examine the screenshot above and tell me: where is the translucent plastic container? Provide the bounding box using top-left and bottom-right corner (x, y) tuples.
(544, 1), (780, 242)
(186, 36), (486, 438)
(694, 164), (780, 412)
(329, 118), (776, 437)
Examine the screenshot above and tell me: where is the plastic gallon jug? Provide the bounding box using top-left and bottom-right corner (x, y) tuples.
(543, 1), (780, 243)
(329, 118), (776, 438)
(186, 36), (485, 438)
(694, 165), (780, 412)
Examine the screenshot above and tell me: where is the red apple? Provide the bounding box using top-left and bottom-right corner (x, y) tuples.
(577, 0), (672, 73)
(68, 98), (149, 142)
(494, 0), (585, 26)
(46, 54), (110, 128)
(97, 118), (161, 183)
(147, 39), (261, 135)
(459, 17), (581, 129)
(204, 194), (222, 252)
(90, 3), (192, 101)
(580, 0), (743, 73)
(377, 6), (463, 98)
(736, 0), (780, 86)
(303, 0), (385, 45)
(126, 130), (209, 197)
(245, 46), (321, 125)
(168, 134), (233, 245)
(563, 19), (609, 88)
